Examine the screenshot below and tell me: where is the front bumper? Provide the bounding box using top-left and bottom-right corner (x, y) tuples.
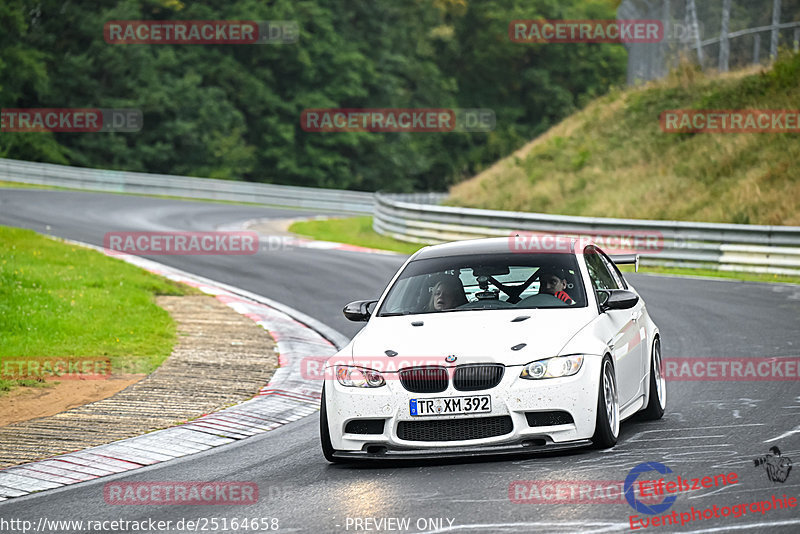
(324, 356), (602, 454)
(332, 438), (593, 460)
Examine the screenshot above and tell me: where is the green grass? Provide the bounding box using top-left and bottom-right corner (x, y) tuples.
(0, 378), (51, 394)
(289, 216), (423, 255)
(0, 181), (61, 190)
(289, 216), (800, 286)
(0, 225), (198, 394)
(448, 53), (800, 226)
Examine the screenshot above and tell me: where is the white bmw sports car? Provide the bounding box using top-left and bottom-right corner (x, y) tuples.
(320, 237), (666, 461)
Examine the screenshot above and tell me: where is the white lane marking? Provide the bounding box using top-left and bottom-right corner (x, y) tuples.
(687, 483), (738, 499)
(627, 435), (725, 442)
(635, 424), (764, 433)
(695, 398), (762, 403)
(764, 424), (800, 443)
(608, 444), (733, 451)
(625, 423), (763, 443)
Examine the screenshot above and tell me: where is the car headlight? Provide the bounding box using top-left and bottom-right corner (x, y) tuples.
(520, 355), (584, 379)
(336, 366), (386, 388)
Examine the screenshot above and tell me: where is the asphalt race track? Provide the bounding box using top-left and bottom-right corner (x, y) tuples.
(1, 189), (799, 533)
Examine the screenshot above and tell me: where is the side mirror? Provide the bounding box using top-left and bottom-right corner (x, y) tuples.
(343, 300), (378, 322)
(598, 289), (639, 311)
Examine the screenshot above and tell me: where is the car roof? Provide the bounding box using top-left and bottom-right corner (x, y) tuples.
(412, 236), (582, 260)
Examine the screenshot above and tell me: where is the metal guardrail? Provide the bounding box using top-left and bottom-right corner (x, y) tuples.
(373, 194), (800, 276)
(2, 157), (799, 275)
(0, 158), (375, 213)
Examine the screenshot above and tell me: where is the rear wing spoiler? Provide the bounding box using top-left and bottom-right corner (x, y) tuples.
(609, 254), (639, 272)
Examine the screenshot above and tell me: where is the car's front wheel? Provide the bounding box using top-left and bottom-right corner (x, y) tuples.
(640, 336), (666, 420)
(320, 385), (342, 463)
(592, 356), (619, 448)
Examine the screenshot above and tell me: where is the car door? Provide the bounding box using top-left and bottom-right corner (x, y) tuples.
(584, 246), (644, 406)
(597, 249), (648, 399)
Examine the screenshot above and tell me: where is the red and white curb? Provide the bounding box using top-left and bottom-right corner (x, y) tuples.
(0, 243), (343, 501)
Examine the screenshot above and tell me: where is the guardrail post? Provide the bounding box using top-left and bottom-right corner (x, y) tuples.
(754, 33), (761, 64)
(687, 0), (704, 65)
(770, 0), (781, 60)
(719, 0), (731, 72)
(660, 0), (671, 78)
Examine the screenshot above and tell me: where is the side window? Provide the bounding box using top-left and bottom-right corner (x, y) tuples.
(584, 247), (619, 290)
(598, 251), (626, 289)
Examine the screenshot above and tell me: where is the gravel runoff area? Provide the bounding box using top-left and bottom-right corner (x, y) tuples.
(0, 295), (278, 469)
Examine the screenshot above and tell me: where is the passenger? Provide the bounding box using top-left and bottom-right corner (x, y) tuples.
(538, 268), (574, 304)
(428, 275), (468, 311)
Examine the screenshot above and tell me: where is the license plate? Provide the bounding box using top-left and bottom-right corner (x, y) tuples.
(409, 395), (491, 416)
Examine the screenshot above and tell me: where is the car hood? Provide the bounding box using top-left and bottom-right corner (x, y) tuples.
(346, 308), (596, 368)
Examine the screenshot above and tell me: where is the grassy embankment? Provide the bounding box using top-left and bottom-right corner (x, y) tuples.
(0, 225), (197, 394)
(291, 54), (800, 285)
(448, 53), (800, 225)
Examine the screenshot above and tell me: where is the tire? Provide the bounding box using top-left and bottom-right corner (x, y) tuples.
(319, 385), (341, 463)
(592, 356), (619, 449)
(640, 336), (666, 420)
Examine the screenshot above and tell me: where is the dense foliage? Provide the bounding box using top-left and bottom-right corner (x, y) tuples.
(0, 0), (626, 191)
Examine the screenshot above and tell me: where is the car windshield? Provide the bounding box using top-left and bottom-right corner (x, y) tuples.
(377, 252), (587, 316)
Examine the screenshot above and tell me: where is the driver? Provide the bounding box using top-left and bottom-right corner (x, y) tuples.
(428, 274), (468, 311)
(538, 268), (574, 304)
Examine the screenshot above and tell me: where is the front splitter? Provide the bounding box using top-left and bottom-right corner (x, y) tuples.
(332, 438), (593, 460)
